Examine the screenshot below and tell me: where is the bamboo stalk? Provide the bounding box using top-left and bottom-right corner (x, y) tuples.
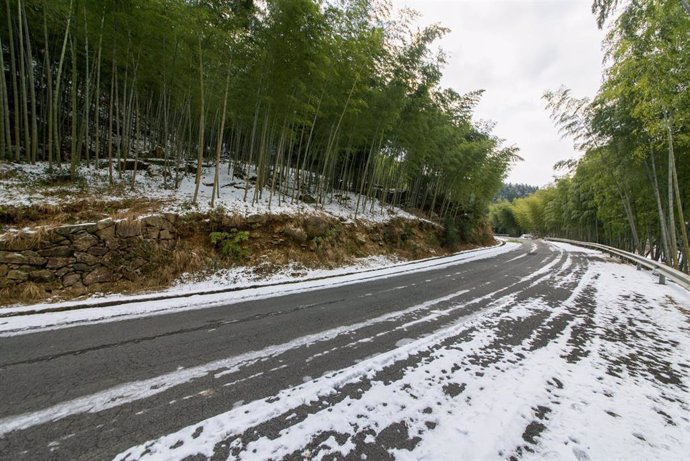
(211, 72), (230, 208)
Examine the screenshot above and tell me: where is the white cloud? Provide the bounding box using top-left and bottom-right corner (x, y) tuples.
(390, 0), (606, 186)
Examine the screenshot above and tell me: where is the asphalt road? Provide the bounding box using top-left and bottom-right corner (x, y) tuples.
(0, 240), (604, 459)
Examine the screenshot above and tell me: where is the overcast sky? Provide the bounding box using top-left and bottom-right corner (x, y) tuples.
(390, 0), (606, 186)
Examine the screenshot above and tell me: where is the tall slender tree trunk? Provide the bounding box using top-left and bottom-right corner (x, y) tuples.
(268, 119), (288, 210)
(93, 13), (104, 167)
(243, 97), (261, 203)
(211, 72), (230, 208)
(53, 0), (74, 166)
(192, 39), (205, 205)
(290, 124), (306, 204)
(667, 129), (678, 268)
(21, 1), (38, 163)
(295, 90), (323, 203)
(115, 66), (122, 177)
(107, 52), (116, 184)
(647, 151), (672, 264)
(666, 114), (690, 272)
(0, 57), (4, 160)
(81, 4), (91, 167)
(318, 77), (358, 206)
(17, 0), (31, 162)
(594, 147), (642, 254)
(0, 35), (9, 160)
(6, 0), (21, 160)
(118, 56), (129, 176)
(252, 112), (271, 206)
(131, 93), (140, 189)
(69, 35), (79, 178)
(42, 5), (54, 167)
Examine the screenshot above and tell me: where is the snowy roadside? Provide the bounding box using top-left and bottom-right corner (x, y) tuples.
(0, 161), (450, 310)
(0, 241), (518, 337)
(115, 246), (690, 461)
(0, 254), (405, 314)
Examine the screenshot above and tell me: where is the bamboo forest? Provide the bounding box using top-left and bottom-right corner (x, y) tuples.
(491, 0), (689, 273)
(0, 0), (516, 228)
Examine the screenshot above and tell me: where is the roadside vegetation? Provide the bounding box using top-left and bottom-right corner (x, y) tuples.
(491, 0), (689, 273)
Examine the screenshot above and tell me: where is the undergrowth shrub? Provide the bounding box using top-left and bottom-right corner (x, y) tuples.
(34, 169), (87, 190)
(210, 229), (250, 260)
(401, 223), (414, 243)
(442, 216), (460, 248)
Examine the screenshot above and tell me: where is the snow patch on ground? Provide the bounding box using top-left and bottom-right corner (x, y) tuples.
(0, 161), (424, 225)
(168, 255), (401, 295)
(547, 240), (603, 257)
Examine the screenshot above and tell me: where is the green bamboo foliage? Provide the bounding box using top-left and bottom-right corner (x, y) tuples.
(497, 0), (689, 272)
(0, 0), (516, 228)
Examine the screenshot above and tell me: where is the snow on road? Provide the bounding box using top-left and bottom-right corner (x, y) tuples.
(116, 247), (690, 461)
(547, 240), (602, 257)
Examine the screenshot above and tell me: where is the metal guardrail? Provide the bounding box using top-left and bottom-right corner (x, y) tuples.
(545, 237), (690, 291)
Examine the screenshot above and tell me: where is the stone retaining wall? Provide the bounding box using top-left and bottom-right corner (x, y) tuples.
(0, 214), (177, 293)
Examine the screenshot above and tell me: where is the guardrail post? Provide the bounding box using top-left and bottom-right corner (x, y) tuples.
(658, 273), (666, 285)
(637, 263), (641, 271)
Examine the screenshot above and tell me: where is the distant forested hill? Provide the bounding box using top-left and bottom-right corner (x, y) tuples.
(494, 183), (538, 202)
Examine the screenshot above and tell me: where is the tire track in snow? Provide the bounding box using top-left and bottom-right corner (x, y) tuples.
(115, 250), (595, 460)
(1, 246), (566, 440)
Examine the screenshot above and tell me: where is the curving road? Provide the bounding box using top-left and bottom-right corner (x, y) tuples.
(0, 239), (688, 460)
